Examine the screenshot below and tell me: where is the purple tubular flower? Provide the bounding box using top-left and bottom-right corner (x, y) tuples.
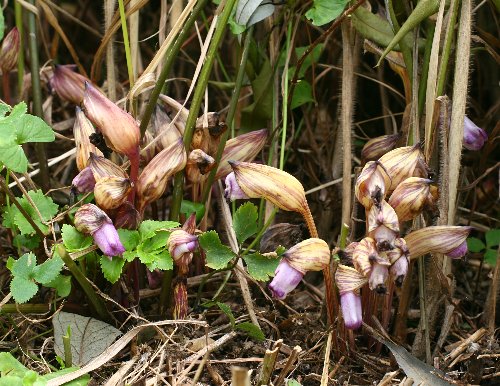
(463, 116), (488, 151)
(368, 262), (389, 294)
(341, 291), (363, 330)
(224, 172), (250, 201)
(92, 222), (126, 258)
(390, 256), (409, 287)
(268, 259), (304, 299)
(71, 166), (96, 193)
(446, 240), (468, 259)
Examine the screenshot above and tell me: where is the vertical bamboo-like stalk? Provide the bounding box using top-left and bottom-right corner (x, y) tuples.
(129, 0), (140, 81)
(105, 0), (117, 101)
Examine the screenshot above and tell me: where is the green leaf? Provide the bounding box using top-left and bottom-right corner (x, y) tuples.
(141, 231), (170, 252)
(243, 253), (280, 281)
(136, 245), (157, 265)
(42, 367), (91, 386)
(15, 115), (55, 144)
(0, 103), (9, 118)
(100, 256), (125, 284)
(180, 200), (206, 222)
(0, 8), (4, 41)
(233, 202), (258, 244)
(0, 352), (29, 375)
(235, 322), (265, 341)
(484, 249), (498, 266)
(117, 229), (140, 250)
(467, 237), (485, 253)
(12, 190), (58, 235)
(10, 276), (38, 303)
(199, 231), (236, 270)
(62, 225), (93, 252)
(486, 229), (500, 249)
(148, 250), (173, 271)
(139, 220), (179, 240)
(0, 144), (28, 173)
(305, 0), (349, 26)
(33, 256), (64, 285)
(216, 301), (235, 327)
(291, 80), (315, 109)
(13, 234), (41, 250)
(46, 275), (72, 297)
(123, 250), (137, 262)
(10, 252), (37, 279)
(287, 380), (302, 386)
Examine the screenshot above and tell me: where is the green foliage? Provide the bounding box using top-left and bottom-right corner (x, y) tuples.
(2, 190), (58, 239)
(7, 252), (68, 303)
(0, 102), (55, 173)
(0, 352), (90, 385)
(305, 0), (349, 26)
(199, 231), (236, 269)
(62, 224), (93, 252)
(233, 202), (258, 245)
(180, 200), (206, 222)
(99, 256), (126, 284)
(243, 252), (280, 281)
(467, 229), (500, 266)
(0, 7), (4, 41)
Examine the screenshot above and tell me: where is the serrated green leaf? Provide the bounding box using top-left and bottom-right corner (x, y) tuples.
(233, 202), (258, 245)
(46, 275), (72, 297)
(139, 220), (179, 240)
(10, 276), (38, 303)
(243, 253), (280, 281)
(123, 250), (137, 262)
(12, 190), (58, 235)
(305, 0), (349, 26)
(216, 302), (235, 327)
(235, 322), (265, 341)
(0, 103), (9, 118)
(13, 234), (41, 250)
(199, 231), (236, 270)
(117, 229), (140, 250)
(467, 237), (485, 253)
(0, 144), (28, 173)
(100, 256), (125, 284)
(2, 204), (16, 229)
(33, 256), (64, 285)
(486, 229), (500, 249)
(146, 250), (173, 271)
(287, 380), (302, 386)
(180, 200), (206, 222)
(15, 115), (55, 144)
(10, 252), (37, 279)
(62, 224), (93, 252)
(141, 231), (170, 252)
(485, 249), (498, 266)
(136, 245), (157, 265)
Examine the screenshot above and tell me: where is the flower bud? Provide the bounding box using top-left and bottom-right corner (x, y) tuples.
(388, 177), (436, 221)
(367, 200), (400, 251)
(335, 264), (367, 295)
(167, 230), (198, 267)
(226, 161), (309, 215)
(88, 153), (127, 180)
(268, 259), (304, 299)
(74, 107), (103, 171)
(341, 291), (363, 330)
(49, 65), (90, 105)
(463, 116), (488, 151)
(378, 145), (423, 192)
(283, 238), (331, 273)
(361, 133), (400, 163)
(152, 104), (183, 150)
(352, 237), (378, 277)
(355, 161), (387, 209)
(74, 203), (125, 257)
(83, 82), (140, 158)
(93, 176), (132, 210)
(0, 27), (20, 73)
(71, 166), (96, 194)
(368, 262), (389, 294)
(136, 139), (187, 213)
(404, 225), (472, 259)
(186, 149), (216, 183)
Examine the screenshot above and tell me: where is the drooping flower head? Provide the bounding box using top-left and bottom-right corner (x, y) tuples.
(49, 65), (90, 105)
(463, 116), (488, 151)
(0, 27), (20, 74)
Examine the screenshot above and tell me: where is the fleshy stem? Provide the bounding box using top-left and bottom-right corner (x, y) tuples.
(302, 204), (337, 325)
(2, 74), (10, 105)
(117, 0), (134, 88)
(56, 245), (112, 323)
(28, 0), (50, 193)
(139, 0), (210, 139)
(201, 25), (254, 204)
(170, 0), (239, 221)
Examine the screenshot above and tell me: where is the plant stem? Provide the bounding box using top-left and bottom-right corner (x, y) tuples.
(0, 303), (49, 313)
(2, 74), (11, 105)
(139, 0), (209, 139)
(117, 0), (134, 88)
(57, 245), (111, 323)
(201, 26), (254, 204)
(279, 21), (292, 171)
(27, 0), (50, 193)
(170, 0), (239, 221)
(158, 269), (173, 316)
(418, 23), (435, 116)
(15, 1), (25, 98)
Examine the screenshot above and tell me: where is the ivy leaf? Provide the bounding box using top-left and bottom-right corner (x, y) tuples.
(10, 252), (37, 279)
(233, 202), (258, 245)
(62, 224), (93, 252)
(33, 255), (64, 285)
(139, 220), (179, 240)
(235, 322), (265, 341)
(486, 229), (500, 249)
(484, 249), (498, 266)
(12, 190), (58, 235)
(467, 237), (485, 253)
(10, 276), (38, 303)
(118, 229), (140, 250)
(100, 256), (125, 284)
(305, 0), (349, 26)
(199, 231), (236, 270)
(243, 253), (280, 281)
(46, 275), (72, 297)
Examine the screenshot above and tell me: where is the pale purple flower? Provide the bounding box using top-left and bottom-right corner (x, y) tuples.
(92, 222), (126, 257)
(224, 172), (249, 201)
(341, 291), (363, 330)
(463, 116), (488, 151)
(368, 262), (389, 294)
(446, 240), (468, 259)
(390, 256), (409, 287)
(372, 225), (397, 251)
(71, 166), (96, 193)
(268, 259), (304, 299)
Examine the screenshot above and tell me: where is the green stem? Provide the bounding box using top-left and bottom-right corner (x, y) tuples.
(241, 209), (277, 257)
(201, 26), (254, 204)
(279, 21), (292, 171)
(118, 0), (134, 88)
(57, 245), (111, 323)
(14, 1), (24, 99)
(338, 223), (350, 249)
(0, 303), (49, 313)
(28, 0), (50, 193)
(170, 0), (239, 221)
(139, 0), (209, 139)
(418, 22), (435, 116)
(387, 0), (413, 83)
